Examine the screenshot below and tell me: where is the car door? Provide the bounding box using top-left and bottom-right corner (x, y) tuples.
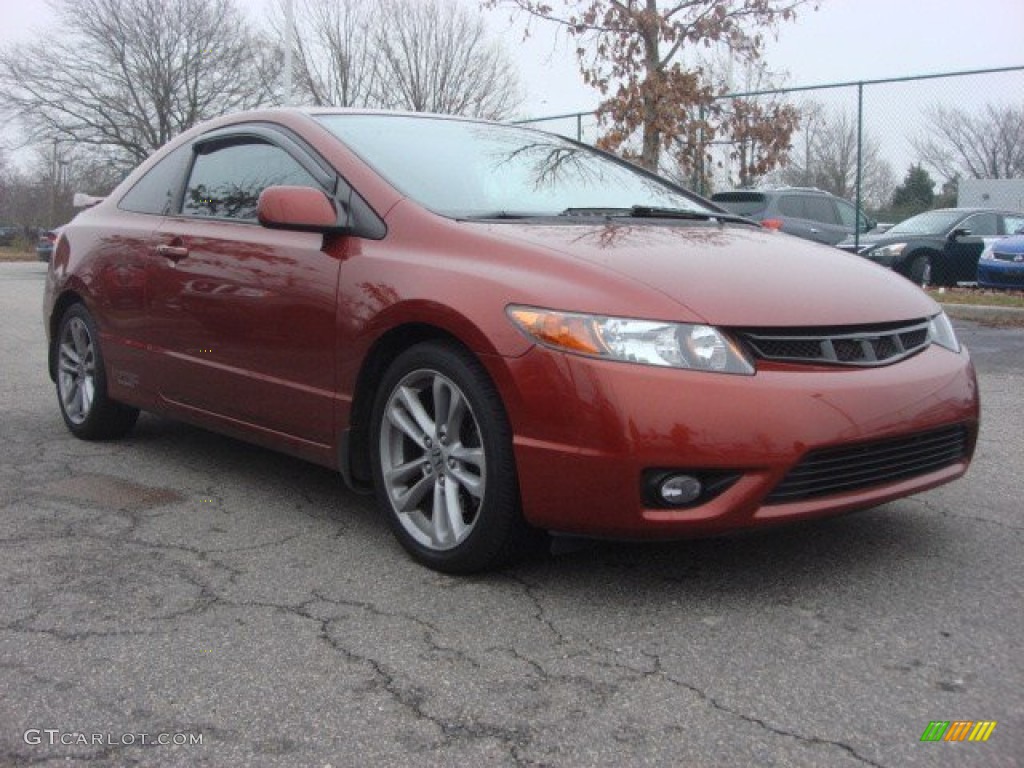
(942, 212), (997, 283)
(775, 194), (817, 241)
(147, 131), (342, 446)
(81, 142), (196, 408)
(776, 194), (838, 244)
(801, 195), (846, 245)
(834, 199), (873, 245)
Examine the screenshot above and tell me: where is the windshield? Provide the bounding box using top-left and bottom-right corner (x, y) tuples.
(888, 209), (964, 236)
(316, 114), (711, 218)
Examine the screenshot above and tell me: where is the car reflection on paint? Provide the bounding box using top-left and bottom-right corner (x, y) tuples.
(43, 109), (979, 572)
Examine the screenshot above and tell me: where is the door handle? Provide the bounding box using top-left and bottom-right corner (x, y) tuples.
(155, 244), (189, 261)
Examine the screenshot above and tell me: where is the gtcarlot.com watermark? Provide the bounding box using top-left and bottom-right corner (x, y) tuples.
(24, 729), (203, 747)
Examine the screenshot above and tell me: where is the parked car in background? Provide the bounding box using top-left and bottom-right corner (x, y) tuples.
(710, 187), (875, 246)
(36, 229), (59, 262)
(0, 225), (19, 246)
(977, 229), (1024, 289)
(837, 208), (1024, 286)
(44, 109), (979, 572)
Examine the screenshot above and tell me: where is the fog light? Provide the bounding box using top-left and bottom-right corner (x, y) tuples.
(659, 474), (703, 506)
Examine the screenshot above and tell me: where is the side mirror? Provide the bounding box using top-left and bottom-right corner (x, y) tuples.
(257, 186), (348, 233)
(949, 227), (971, 240)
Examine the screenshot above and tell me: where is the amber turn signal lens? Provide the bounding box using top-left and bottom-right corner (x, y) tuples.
(508, 309), (603, 355)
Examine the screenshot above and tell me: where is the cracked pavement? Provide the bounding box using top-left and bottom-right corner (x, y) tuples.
(1, 261), (1021, 767)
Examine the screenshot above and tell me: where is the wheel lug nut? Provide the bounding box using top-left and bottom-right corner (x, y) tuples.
(448, 459), (456, 469)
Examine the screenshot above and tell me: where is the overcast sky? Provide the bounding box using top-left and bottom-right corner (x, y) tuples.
(2, 0), (1022, 179)
(2, 0), (1022, 115)
(501, 0), (1024, 117)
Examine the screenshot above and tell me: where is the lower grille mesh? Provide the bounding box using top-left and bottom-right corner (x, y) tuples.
(766, 425), (969, 504)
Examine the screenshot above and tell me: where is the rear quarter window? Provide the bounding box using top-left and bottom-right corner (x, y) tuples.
(803, 196), (840, 225)
(777, 195), (805, 217)
(118, 143), (192, 216)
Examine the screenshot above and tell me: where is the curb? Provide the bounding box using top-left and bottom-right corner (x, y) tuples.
(941, 302), (1024, 323)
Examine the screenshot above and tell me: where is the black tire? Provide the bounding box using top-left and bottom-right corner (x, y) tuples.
(370, 340), (536, 572)
(906, 254), (932, 286)
(55, 304), (139, 440)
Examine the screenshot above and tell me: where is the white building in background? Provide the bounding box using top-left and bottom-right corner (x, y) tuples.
(958, 178), (1024, 211)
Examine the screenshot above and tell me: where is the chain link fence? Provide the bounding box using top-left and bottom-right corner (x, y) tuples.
(513, 66), (1024, 224)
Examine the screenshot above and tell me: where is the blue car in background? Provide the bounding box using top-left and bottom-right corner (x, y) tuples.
(977, 230), (1024, 289)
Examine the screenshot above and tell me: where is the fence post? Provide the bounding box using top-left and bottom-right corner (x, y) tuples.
(854, 82), (864, 250)
(697, 105), (706, 196)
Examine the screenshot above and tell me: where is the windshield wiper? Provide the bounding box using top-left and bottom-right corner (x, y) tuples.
(629, 206), (756, 225)
(458, 210), (546, 221)
(559, 205), (755, 226)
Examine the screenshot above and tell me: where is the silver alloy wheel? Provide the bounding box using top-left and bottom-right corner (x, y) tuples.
(379, 369), (487, 551)
(58, 316), (97, 425)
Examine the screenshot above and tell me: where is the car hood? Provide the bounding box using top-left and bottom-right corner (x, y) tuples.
(838, 231), (888, 249)
(473, 221), (938, 327)
(839, 230), (948, 250)
(993, 234), (1024, 255)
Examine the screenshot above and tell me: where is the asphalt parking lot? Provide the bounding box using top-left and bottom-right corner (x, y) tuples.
(1, 260), (1021, 767)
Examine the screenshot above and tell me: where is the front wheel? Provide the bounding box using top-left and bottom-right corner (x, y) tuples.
(907, 254), (932, 287)
(370, 341), (533, 572)
(55, 304), (139, 440)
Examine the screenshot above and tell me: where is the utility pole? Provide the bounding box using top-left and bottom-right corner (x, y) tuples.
(283, 0), (295, 106)
(49, 139), (58, 228)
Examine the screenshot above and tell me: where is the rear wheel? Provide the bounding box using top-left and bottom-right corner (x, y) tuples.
(370, 341), (533, 572)
(55, 304), (139, 440)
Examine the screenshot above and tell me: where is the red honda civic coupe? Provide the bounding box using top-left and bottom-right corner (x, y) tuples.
(44, 109), (979, 572)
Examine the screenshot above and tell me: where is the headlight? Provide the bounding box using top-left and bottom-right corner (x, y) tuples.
(867, 243), (907, 262)
(507, 306), (755, 375)
(928, 311), (960, 353)
(979, 243), (995, 261)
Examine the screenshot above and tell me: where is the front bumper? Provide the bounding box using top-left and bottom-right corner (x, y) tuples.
(977, 260), (1024, 289)
(494, 343), (979, 538)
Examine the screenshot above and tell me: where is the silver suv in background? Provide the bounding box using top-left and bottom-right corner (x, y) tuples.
(710, 187), (876, 246)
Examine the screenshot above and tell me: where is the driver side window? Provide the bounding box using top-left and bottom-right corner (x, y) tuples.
(181, 140), (320, 221)
(959, 213), (998, 237)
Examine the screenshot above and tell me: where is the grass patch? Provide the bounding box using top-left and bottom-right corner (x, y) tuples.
(927, 286), (1024, 309)
(0, 244), (37, 263)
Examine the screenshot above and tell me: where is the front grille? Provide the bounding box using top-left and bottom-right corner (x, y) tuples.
(766, 425), (969, 504)
(739, 320), (931, 367)
(992, 251), (1024, 262)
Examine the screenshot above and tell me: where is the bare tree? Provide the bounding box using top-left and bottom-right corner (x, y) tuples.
(774, 103), (894, 209)
(701, 54), (798, 189)
(376, 0), (521, 119)
(0, 0), (276, 167)
(912, 102), (1024, 181)
(276, 0), (520, 119)
(278, 0), (380, 107)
